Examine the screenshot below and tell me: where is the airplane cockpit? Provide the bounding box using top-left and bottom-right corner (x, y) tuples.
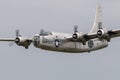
(39, 29), (52, 36)
(40, 31), (52, 36)
(33, 30), (53, 46)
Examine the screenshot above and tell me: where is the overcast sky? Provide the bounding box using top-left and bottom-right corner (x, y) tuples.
(0, 0), (120, 80)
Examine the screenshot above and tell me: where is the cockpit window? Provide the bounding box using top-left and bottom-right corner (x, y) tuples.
(40, 31), (52, 36)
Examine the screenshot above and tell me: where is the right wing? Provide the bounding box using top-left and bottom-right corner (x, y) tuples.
(108, 29), (120, 38)
(60, 33), (98, 45)
(0, 38), (15, 41)
(66, 33), (97, 42)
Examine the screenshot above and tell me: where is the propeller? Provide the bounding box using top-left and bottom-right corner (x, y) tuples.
(9, 29), (31, 49)
(9, 42), (14, 47)
(74, 25), (78, 33)
(15, 29), (21, 44)
(72, 25), (87, 45)
(72, 25), (79, 39)
(16, 29), (20, 37)
(8, 29), (20, 47)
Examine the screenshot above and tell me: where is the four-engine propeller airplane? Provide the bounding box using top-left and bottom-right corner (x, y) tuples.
(0, 5), (120, 53)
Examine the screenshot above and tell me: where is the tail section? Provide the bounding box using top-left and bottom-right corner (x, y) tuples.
(89, 4), (103, 33)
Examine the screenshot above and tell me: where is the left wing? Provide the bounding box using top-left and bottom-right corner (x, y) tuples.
(0, 37), (32, 49)
(63, 29), (120, 44)
(108, 29), (120, 38)
(0, 30), (33, 49)
(67, 33), (97, 41)
(62, 33), (97, 45)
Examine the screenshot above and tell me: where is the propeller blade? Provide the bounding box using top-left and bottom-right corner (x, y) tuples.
(15, 29), (20, 37)
(74, 25), (78, 33)
(9, 42), (14, 47)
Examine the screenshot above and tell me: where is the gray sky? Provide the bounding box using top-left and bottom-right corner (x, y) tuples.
(0, 0), (120, 80)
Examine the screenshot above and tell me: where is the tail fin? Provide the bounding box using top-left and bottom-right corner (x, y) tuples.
(89, 4), (103, 33)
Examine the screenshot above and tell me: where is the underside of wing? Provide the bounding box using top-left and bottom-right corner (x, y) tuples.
(83, 33), (97, 41)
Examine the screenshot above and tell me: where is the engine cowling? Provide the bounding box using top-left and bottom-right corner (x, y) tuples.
(97, 29), (111, 42)
(15, 37), (31, 49)
(72, 32), (82, 40)
(97, 29), (105, 38)
(72, 32), (79, 40)
(72, 32), (87, 45)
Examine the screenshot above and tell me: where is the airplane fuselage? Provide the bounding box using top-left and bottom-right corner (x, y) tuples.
(33, 32), (108, 53)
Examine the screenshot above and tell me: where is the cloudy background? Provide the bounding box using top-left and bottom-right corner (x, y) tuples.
(0, 0), (120, 80)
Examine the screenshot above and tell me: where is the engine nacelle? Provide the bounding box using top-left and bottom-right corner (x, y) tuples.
(72, 32), (87, 45)
(15, 37), (31, 49)
(97, 29), (107, 38)
(97, 29), (111, 42)
(72, 32), (82, 40)
(97, 29), (104, 37)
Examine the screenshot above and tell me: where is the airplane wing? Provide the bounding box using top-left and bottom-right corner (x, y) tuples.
(83, 33), (97, 41)
(60, 33), (98, 45)
(66, 33), (97, 42)
(108, 29), (120, 38)
(71, 29), (120, 42)
(0, 37), (33, 49)
(0, 38), (15, 41)
(67, 29), (120, 43)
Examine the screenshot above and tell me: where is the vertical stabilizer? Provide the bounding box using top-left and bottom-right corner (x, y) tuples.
(89, 4), (103, 33)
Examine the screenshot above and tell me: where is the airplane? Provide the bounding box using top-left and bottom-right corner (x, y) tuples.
(0, 4), (120, 53)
